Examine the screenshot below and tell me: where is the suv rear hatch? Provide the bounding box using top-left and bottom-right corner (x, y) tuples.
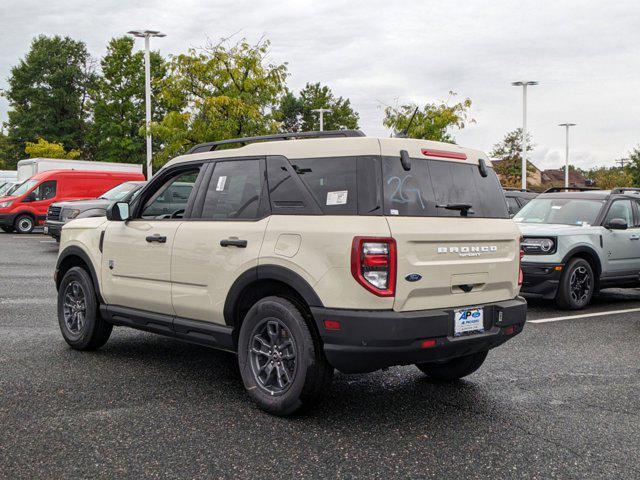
(381, 150), (520, 312)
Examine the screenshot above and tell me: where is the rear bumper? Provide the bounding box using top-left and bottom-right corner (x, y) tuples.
(311, 296), (527, 373)
(0, 213), (16, 228)
(44, 220), (64, 238)
(520, 262), (563, 299)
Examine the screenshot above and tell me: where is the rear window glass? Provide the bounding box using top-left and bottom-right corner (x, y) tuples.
(289, 157), (357, 215)
(382, 156), (509, 218)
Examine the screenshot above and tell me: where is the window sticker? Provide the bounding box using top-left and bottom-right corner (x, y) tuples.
(326, 190), (348, 205)
(390, 209), (399, 215)
(216, 176), (227, 192)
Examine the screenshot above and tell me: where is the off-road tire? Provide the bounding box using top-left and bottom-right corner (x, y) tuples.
(14, 214), (35, 234)
(238, 296), (333, 416)
(416, 350), (488, 381)
(556, 257), (594, 310)
(57, 266), (112, 350)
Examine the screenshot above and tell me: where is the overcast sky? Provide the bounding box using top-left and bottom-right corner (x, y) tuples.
(1, 0), (639, 169)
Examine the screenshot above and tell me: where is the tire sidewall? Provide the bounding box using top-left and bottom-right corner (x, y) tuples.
(15, 214), (34, 234)
(238, 297), (316, 415)
(57, 267), (99, 349)
(559, 258), (594, 309)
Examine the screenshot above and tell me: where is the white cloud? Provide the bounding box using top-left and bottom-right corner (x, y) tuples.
(1, 0), (639, 168)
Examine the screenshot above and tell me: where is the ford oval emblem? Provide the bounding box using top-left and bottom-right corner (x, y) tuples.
(405, 273), (422, 282)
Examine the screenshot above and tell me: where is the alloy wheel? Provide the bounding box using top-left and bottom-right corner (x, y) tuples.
(17, 217), (33, 233)
(63, 280), (87, 335)
(569, 266), (591, 304)
(249, 318), (297, 394)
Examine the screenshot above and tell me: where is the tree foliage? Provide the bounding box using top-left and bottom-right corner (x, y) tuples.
(24, 138), (81, 159)
(625, 146), (640, 186)
(277, 82), (359, 132)
(150, 37), (288, 164)
(383, 92), (473, 142)
(583, 166), (633, 189)
(87, 37), (166, 164)
(5, 35), (94, 158)
(490, 128), (536, 187)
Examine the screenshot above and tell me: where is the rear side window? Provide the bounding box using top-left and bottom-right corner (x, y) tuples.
(382, 156), (509, 218)
(290, 157), (357, 215)
(201, 160), (262, 220)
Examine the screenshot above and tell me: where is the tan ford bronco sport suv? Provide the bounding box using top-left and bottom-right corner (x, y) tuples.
(55, 130), (527, 415)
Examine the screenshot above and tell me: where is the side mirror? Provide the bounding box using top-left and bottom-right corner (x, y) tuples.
(106, 202), (130, 221)
(605, 218), (627, 230)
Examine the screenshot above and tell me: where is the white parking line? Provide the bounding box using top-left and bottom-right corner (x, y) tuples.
(528, 307), (640, 323)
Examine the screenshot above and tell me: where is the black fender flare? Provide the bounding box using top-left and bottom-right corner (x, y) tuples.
(56, 245), (104, 303)
(561, 246), (602, 276)
(223, 264), (323, 326)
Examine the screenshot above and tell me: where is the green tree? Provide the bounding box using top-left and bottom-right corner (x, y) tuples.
(87, 36), (166, 164)
(584, 166), (633, 189)
(383, 92), (473, 142)
(0, 131), (14, 168)
(5, 35), (94, 157)
(490, 128), (536, 188)
(150, 37), (288, 165)
(277, 82), (359, 132)
(24, 138), (81, 159)
(626, 146), (640, 186)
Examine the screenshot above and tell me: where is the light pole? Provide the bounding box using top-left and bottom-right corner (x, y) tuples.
(128, 30), (166, 179)
(558, 123), (577, 187)
(512, 81), (538, 190)
(311, 108), (332, 131)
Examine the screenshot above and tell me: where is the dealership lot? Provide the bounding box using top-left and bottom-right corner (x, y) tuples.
(1, 232), (639, 479)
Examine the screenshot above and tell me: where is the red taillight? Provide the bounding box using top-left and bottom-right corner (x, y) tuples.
(518, 238), (524, 286)
(421, 339), (437, 349)
(351, 237), (397, 297)
(323, 320), (341, 331)
(504, 325), (516, 335)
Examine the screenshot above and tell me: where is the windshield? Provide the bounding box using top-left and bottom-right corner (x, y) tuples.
(10, 179), (38, 197)
(99, 182), (141, 201)
(514, 197), (605, 225)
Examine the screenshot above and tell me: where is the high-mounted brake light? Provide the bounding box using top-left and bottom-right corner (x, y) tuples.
(421, 148), (467, 160)
(351, 237), (397, 297)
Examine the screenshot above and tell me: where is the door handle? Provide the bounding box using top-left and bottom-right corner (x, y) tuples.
(146, 234), (167, 243)
(220, 238), (248, 248)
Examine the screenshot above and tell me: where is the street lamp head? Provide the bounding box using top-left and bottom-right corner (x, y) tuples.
(512, 81), (538, 86)
(128, 30), (167, 38)
(311, 108), (332, 114)
(558, 123), (577, 127)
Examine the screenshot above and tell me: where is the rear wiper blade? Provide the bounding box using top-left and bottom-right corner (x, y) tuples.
(436, 203), (474, 216)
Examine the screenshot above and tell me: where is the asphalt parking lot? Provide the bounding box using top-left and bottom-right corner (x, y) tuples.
(1, 232), (639, 479)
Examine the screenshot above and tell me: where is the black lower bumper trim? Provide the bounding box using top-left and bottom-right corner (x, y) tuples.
(44, 220), (63, 238)
(520, 262), (563, 299)
(311, 297), (527, 373)
(0, 213), (16, 228)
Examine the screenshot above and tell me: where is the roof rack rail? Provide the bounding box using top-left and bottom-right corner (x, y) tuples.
(543, 186), (600, 193)
(611, 187), (640, 194)
(503, 187), (531, 192)
(185, 130), (366, 154)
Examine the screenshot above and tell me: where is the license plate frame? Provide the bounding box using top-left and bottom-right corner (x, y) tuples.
(453, 307), (485, 337)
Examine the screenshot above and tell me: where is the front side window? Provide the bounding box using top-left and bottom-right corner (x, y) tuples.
(33, 180), (57, 201)
(382, 157), (508, 218)
(201, 160), (262, 220)
(604, 199), (633, 226)
(514, 197), (605, 226)
(141, 168), (200, 219)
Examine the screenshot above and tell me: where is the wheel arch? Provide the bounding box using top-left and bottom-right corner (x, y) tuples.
(561, 246), (602, 286)
(224, 265), (324, 347)
(56, 246), (103, 303)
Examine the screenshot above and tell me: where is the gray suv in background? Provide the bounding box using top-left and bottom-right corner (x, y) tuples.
(44, 181), (146, 240)
(515, 187), (640, 309)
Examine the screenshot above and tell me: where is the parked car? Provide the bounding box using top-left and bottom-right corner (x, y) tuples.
(0, 181), (19, 198)
(16, 157), (143, 182)
(515, 187), (640, 309)
(54, 130), (526, 415)
(504, 188), (538, 216)
(0, 170), (18, 183)
(0, 169), (145, 234)
(44, 181), (147, 240)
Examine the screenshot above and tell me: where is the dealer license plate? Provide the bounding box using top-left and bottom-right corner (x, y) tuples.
(454, 307), (484, 336)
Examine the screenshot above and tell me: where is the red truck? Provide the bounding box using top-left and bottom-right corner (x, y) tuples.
(0, 169), (145, 234)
